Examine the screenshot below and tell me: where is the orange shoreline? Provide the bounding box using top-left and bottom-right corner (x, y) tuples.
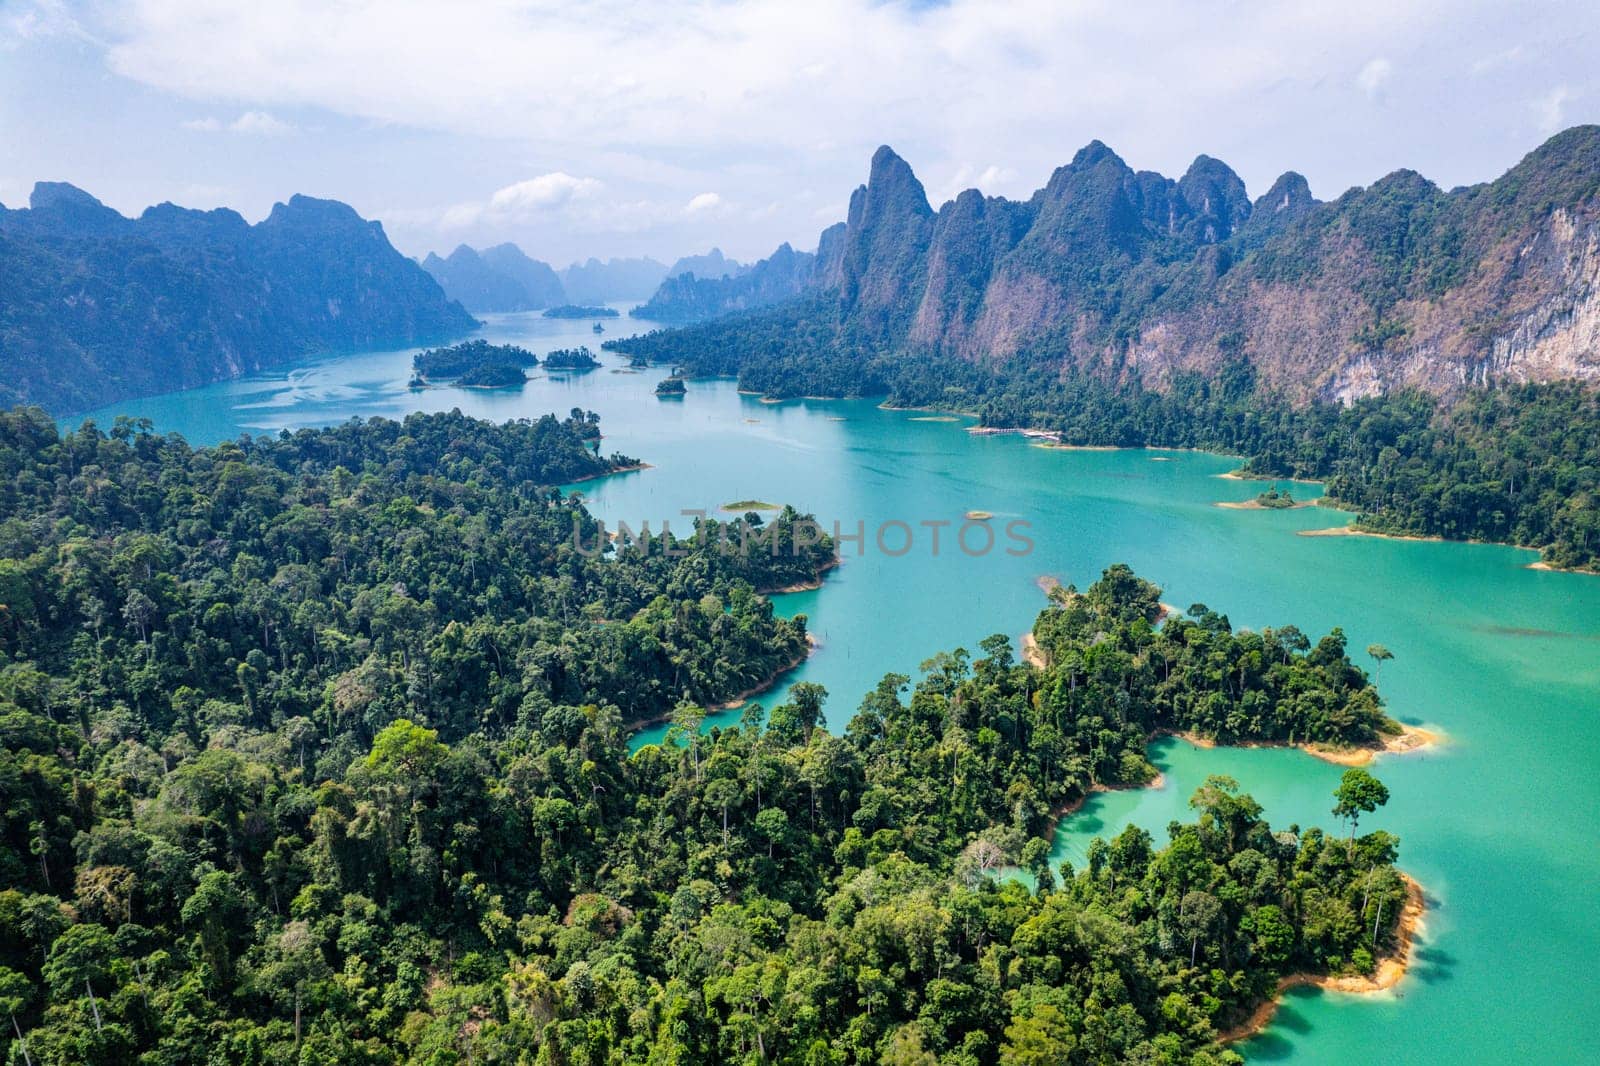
(758, 555), (841, 594)
(1298, 525), (1446, 543)
(1168, 725), (1441, 767)
(1218, 873), (1427, 1044)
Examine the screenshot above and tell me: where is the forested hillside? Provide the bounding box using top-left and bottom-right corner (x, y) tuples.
(0, 404), (1411, 1064)
(0, 184), (476, 414)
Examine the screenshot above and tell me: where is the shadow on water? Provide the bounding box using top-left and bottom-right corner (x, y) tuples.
(1241, 996), (1314, 1062)
(1408, 945), (1458, 985)
(1242, 1030), (1298, 1062)
(1071, 811), (1107, 837)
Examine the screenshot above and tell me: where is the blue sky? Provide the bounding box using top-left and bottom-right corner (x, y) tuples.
(3, 0), (1597, 266)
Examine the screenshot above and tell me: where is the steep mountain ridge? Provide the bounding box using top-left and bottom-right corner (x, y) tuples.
(0, 183), (476, 413)
(665, 126), (1600, 401)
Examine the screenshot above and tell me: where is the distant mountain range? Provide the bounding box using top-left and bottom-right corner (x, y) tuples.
(630, 126), (1600, 400)
(423, 247), (740, 313)
(631, 242), (822, 324)
(558, 256), (670, 306)
(0, 183), (476, 413)
(665, 247), (745, 281)
(421, 244), (565, 312)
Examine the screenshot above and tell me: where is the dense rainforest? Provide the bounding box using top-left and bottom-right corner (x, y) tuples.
(0, 405), (1409, 1064)
(609, 320), (1600, 571)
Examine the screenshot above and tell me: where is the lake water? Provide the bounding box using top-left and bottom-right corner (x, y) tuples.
(72, 311), (1600, 1064)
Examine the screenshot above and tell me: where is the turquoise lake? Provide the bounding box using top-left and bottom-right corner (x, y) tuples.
(72, 311), (1600, 1064)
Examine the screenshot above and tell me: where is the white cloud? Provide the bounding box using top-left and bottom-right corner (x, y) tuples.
(488, 173), (600, 213)
(437, 173), (604, 229)
(229, 110), (295, 136)
(1357, 57), (1392, 99)
(684, 192), (723, 213)
(14, 0), (1600, 261)
(85, 0), (1458, 163)
(1535, 86), (1572, 132)
(182, 111), (295, 135)
(1472, 45), (1528, 76)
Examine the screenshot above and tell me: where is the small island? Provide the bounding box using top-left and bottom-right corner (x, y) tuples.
(722, 499), (780, 512)
(542, 346), (602, 370)
(655, 376), (687, 397)
(543, 304), (619, 319)
(1255, 486), (1297, 508)
(411, 339), (538, 385)
(1217, 485), (1321, 510)
(456, 362), (529, 388)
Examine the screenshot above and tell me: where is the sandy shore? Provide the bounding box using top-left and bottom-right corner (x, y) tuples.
(969, 426), (1062, 441)
(707, 634), (818, 711)
(566, 461), (652, 486)
(1216, 470), (1324, 484)
(1219, 874), (1427, 1044)
(1215, 498), (1322, 510)
(1297, 525), (1445, 543)
(1169, 725), (1441, 767)
(1049, 771), (1170, 821)
(910, 415), (962, 422)
(1526, 560), (1599, 575)
(758, 555), (841, 594)
(1033, 441), (1119, 451)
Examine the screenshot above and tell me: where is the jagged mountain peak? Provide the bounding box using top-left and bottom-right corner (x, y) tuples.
(265, 194), (369, 228)
(1254, 171), (1315, 214)
(1178, 155), (1251, 241)
(1069, 140), (1127, 170)
(30, 181), (110, 212)
(862, 145), (934, 217)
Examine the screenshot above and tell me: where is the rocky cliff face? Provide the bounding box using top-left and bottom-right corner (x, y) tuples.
(785, 126), (1600, 401)
(0, 184), (476, 413)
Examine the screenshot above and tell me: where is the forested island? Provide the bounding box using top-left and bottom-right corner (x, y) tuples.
(655, 375), (687, 396)
(455, 362), (528, 388)
(543, 304), (619, 319)
(0, 405), (1413, 1064)
(543, 347), (602, 370)
(411, 339), (539, 383)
